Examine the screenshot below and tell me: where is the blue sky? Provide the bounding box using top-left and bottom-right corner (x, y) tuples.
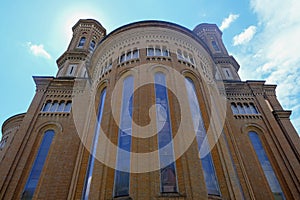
(0, 0), (299, 137)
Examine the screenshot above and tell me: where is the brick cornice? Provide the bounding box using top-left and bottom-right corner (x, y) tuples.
(273, 110), (292, 119)
(56, 50), (89, 67)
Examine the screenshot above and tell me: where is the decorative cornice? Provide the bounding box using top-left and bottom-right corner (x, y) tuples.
(273, 110), (292, 119)
(214, 55), (240, 71)
(56, 50), (90, 67)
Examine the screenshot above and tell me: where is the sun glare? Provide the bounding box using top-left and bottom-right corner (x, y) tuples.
(58, 5), (106, 44)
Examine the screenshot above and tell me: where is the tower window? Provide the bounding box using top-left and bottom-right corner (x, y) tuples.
(67, 64), (77, 76)
(89, 40), (96, 52)
(211, 41), (220, 51)
(248, 132), (285, 199)
(78, 37), (86, 48)
(21, 130), (55, 200)
(222, 68), (233, 79)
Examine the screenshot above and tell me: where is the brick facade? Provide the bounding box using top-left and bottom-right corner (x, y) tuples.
(0, 19), (299, 200)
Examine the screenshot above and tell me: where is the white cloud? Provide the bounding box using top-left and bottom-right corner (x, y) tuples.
(233, 26), (257, 46)
(27, 42), (51, 59)
(220, 14), (239, 31)
(234, 0), (300, 134)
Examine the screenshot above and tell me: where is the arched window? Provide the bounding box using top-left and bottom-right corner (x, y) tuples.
(155, 72), (178, 193)
(89, 40), (96, 51)
(248, 131), (285, 199)
(132, 49), (139, 59)
(237, 103), (245, 114)
(155, 46), (161, 56)
(82, 88), (106, 200)
(185, 77), (220, 196)
(21, 130), (55, 199)
(126, 51), (132, 60)
(231, 103), (238, 114)
(42, 100), (52, 112)
(114, 76), (134, 197)
(147, 46), (154, 56)
(162, 47), (169, 57)
(120, 53), (126, 63)
(177, 49), (183, 60)
(64, 101), (72, 112)
(243, 103), (252, 114)
(49, 101), (59, 112)
(57, 101), (65, 112)
(78, 37), (86, 48)
(211, 41), (220, 51)
(250, 103), (259, 114)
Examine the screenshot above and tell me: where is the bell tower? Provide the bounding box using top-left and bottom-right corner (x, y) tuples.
(193, 23), (240, 81)
(56, 19), (106, 78)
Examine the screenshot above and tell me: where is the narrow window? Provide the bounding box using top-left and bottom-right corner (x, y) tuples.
(212, 41), (220, 51)
(21, 130), (55, 199)
(114, 76), (134, 197)
(78, 37), (86, 48)
(243, 103), (252, 114)
(250, 103), (259, 114)
(42, 101), (52, 112)
(183, 51), (188, 62)
(154, 72), (178, 193)
(231, 103), (238, 114)
(89, 40), (96, 51)
(155, 47), (161, 56)
(49, 101), (59, 112)
(237, 103), (245, 114)
(177, 49), (183, 60)
(108, 59), (113, 70)
(126, 51), (132, 61)
(67, 64), (77, 76)
(147, 47), (154, 56)
(189, 55), (195, 64)
(82, 89), (106, 199)
(223, 68), (233, 79)
(120, 53), (126, 63)
(57, 101), (65, 112)
(185, 78), (221, 196)
(162, 47), (169, 57)
(132, 49), (139, 59)
(64, 101), (72, 112)
(248, 132), (285, 199)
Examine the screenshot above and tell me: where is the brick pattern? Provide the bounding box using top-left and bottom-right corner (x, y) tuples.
(0, 20), (299, 200)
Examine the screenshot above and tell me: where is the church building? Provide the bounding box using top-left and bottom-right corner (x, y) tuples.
(0, 19), (299, 200)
